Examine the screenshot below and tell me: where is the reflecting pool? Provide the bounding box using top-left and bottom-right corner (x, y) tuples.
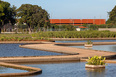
(0, 43), (64, 74)
(0, 44), (63, 57)
(23, 62), (116, 77)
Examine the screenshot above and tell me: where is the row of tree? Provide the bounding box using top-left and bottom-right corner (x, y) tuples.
(0, 0), (50, 33)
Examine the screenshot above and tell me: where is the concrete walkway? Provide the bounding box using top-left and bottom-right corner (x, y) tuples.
(56, 42), (116, 46)
(20, 42), (116, 59)
(0, 55), (80, 63)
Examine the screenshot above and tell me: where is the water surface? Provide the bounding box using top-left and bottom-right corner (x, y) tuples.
(23, 62), (116, 77)
(0, 44), (63, 57)
(0, 66), (27, 74)
(56, 40), (116, 52)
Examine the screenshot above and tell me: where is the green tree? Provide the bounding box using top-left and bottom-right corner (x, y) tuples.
(107, 6), (116, 24)
(0, 5), (4, 21)
(16, 4), (50, 33)
(0, 0), (16, 33)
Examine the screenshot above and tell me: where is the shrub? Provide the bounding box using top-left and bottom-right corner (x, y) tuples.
(86, 40), (93, 44)
(31, 31), (116, 38)
(86, 56), (106, 65)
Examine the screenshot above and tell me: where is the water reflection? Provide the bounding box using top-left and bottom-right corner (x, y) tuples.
(86, 68), (105, 77)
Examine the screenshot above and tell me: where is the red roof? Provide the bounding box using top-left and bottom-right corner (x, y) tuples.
(50, 19), (106, 25)
(78, 26), (87, 28)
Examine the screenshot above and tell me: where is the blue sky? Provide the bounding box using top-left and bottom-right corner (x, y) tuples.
(3, 0), (116, 20)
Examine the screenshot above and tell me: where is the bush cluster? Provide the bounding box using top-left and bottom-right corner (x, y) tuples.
(0, 36), (44, 41)
(86, 56), (106, 65)
(31, 30), (116, 38)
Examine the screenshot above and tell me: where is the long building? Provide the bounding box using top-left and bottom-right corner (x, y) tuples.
(50, 19), (106, 26)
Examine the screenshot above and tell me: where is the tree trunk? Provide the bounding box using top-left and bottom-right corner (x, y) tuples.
(0, 28), (1, 34)
(28, 24), (32, 34)
(28, 27), (32, 34)
(0, 21), (4, 34)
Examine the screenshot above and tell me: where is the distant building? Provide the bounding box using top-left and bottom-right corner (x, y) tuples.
(50, 19), (106, 26)
(76, 26), (87, 31)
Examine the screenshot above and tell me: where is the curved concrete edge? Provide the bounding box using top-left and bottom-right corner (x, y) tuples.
(55, 42), (116, 46)
(0, 62), (42, 77)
